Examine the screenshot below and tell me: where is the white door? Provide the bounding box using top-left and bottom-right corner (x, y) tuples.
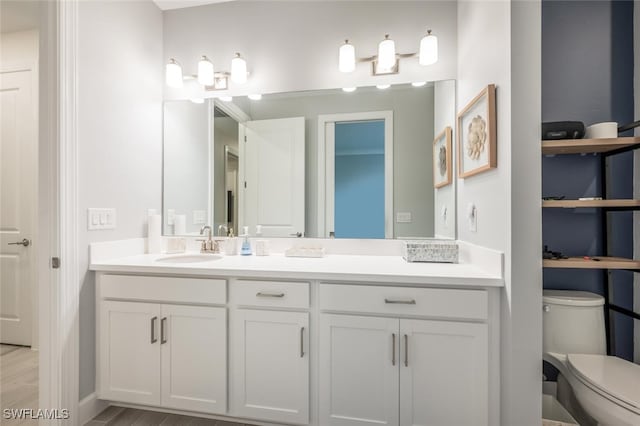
(233, 309), (309, 424)
(161, 305), (227, 414)
(0, 69), (36, 346)
(320, 314), (399, 426)
(399, 319), (488, 426)
(99, 301), (161, 405)
(240, 117), (305, 237)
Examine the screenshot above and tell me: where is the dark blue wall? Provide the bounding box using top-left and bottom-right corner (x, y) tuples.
(542, 0), (635, 361)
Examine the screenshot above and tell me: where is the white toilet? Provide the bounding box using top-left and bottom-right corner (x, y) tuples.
(543, 289), (640, 426)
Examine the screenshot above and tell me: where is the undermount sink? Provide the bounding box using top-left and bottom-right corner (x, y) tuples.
(155, 254), (223, 264)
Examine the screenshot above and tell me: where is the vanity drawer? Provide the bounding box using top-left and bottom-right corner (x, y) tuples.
(99, 274), (226, 305)
(233, 280), (309, 309)
(319, 284), (487, 321)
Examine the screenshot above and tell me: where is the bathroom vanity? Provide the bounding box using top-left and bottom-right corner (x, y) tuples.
(90, 239), (503, 426)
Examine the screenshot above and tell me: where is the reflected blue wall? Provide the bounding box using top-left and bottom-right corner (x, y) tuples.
(334, 121), (385, 238)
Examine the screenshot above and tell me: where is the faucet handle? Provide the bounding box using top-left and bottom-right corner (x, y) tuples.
(196, 239), (208, 252)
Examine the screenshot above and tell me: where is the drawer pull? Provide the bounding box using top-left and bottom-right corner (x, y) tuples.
(404, 334), (409, 367)
(161, 317), (167, 344)
(385, 298), (416, 305)
(392, 333), (396, 366)
(256, 292), (285, 298)
(150, 316), (158, 344)
(300, 327), (305, 358)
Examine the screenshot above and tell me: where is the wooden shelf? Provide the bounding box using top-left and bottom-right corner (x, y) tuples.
(542, 199), (640, 209)
(543, 256), (640, 270)
(541, 137), (640, 155)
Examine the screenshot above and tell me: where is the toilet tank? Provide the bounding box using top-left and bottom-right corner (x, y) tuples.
(543, 290), (606, 356)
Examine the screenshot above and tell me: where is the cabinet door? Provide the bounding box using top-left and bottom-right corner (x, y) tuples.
(98, 301), (161, 405)
(320, 314), (399, 426)
(232, 309), (309, 424)
(399, 319), (488, 426)
(161, 305), (227, 413)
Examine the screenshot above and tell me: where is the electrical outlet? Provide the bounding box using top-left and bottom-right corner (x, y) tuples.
(396, 212), (412, 223)
(88, 208), (116, 230)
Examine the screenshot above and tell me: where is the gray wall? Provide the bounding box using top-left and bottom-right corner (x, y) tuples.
(242, 85), (436, 238)
(78, 0), (163, 399)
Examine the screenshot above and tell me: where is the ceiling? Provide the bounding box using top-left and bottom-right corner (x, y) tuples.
(153, 0), (235, 11)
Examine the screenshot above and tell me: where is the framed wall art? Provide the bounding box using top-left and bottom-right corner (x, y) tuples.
(457, 84), (497, 178)
(433, 126), (452, 188)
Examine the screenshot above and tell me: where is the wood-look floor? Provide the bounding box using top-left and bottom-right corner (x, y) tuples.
(0, 344), (39, 426)
(87, 407), (250, 426)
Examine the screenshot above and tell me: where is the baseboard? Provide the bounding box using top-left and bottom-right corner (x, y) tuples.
(78, 392), (108, 425)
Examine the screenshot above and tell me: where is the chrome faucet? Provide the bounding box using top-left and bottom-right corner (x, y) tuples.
(218, 224), (228, 237)
(199, 225), (219, 253)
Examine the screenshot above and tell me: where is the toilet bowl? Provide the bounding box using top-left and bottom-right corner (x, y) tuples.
(543, 290), (640, 426)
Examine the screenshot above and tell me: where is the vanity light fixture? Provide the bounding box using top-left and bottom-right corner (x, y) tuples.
(338, 40), (356, 73)
(419, 30), (438, 66)
(338, 28), (438, 76)
(197, 56), (214, 86)
(165, 52), (249, 90)
(376, 84), (391, 89)
(231, 53), (248, 84)
(411, 81), (427, 87)
(166, 58), (183, 88)
(219, 96), (233, 102)
(248, 93), (262, 100)
(377, 34), (396, 73)
(342, 87), (357, 93)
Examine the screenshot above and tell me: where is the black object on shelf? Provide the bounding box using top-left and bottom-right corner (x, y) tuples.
(542, 121), (585, 140)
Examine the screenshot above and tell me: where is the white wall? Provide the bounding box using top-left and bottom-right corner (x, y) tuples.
(457, 1), (541, 425)
(433, 79), (456, 239)
(163, 100), (210, 235)
(163, 1), (457, 100)
(243, 86), (436, 238)
(78, 0), (163, 399)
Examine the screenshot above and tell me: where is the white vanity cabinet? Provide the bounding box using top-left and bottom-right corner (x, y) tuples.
(97, 275), (227, 414)
(231, 280), (310, 425)
(319, 284), (490, 426)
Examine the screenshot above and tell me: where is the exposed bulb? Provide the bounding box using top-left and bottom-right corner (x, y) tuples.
(376, 84), (391, 89)
(342, 87), (357, 93)
(411, 81), (427, 87)
(248, 93), (262, 100)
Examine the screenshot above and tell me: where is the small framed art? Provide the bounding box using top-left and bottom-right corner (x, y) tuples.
(457, 84), (497, 178)
(433, 126), (452, 188)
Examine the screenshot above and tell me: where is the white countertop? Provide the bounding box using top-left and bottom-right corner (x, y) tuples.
(89, 252), (504, 287)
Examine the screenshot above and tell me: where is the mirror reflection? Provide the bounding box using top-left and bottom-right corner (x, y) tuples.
(163, 80), (456, 239)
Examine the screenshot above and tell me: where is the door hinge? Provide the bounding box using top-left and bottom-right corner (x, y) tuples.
(51, 257), (60, 269)
(244, 181), (247, 188)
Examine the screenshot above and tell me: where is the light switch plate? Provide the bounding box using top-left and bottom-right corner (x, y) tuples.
(396, 212), (412, 223)
(88, 208), (116, 230)
(193, 210), (206, 225)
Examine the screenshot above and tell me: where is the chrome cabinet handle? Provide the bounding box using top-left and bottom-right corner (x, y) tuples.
(404, 334), (409, 367)
(256, 292), (285, 298)
(392, 333), (396, 366)
(161, 317), (167, 344)
(300, 327), (305, 358)
(385, 298), (416, 305)
(151, 316), (158, 343)
(8, 239), (30, 247)
(290, 232), (303, 237)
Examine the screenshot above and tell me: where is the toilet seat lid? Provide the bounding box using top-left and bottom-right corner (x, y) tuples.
(568, 354), (640, 413)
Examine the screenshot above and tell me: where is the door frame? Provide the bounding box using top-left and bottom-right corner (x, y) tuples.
(37, 0), (81, 424)
(317, 111), (394, 239)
